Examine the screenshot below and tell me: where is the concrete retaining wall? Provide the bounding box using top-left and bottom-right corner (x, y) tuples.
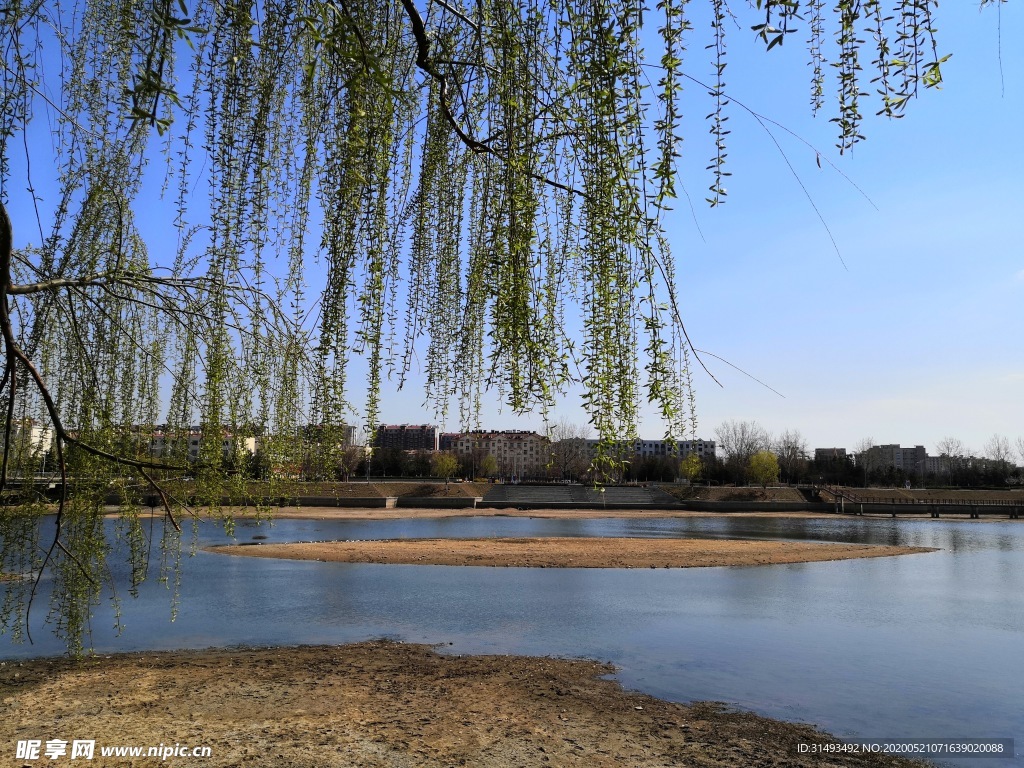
(112, 494), (394, 508)
(395, 496), (481, 509)
(476, 501), (686, 511)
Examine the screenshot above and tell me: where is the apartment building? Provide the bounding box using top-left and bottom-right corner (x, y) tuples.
(451, 430), (549, 477)
(583, 438), (716, 460)
(5, 419), (53, 456)
(149, 428), (257, 461)
(855, 444), (929, 477)
(374, 424), (439, 451)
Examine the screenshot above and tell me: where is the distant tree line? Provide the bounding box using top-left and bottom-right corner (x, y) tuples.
(199, 424), (1024, 488)
(708, 423), (1024, 488)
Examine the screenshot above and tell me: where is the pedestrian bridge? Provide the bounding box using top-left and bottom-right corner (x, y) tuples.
(818, 485), (1022, 519)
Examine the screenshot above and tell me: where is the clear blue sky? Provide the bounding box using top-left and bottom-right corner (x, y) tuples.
(7, 2), (1021, 456)
(659, 0), (1024, 456)
(397, 0), (1023, 456)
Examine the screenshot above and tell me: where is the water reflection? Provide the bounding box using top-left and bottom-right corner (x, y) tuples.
(3, 514), (1021, 766)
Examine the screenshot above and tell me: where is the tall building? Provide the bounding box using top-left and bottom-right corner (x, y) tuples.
(855, 444), (929, 477)
(374, 424), (439, 451)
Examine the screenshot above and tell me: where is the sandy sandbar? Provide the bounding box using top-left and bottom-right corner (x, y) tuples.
(210, 537), (935, 568)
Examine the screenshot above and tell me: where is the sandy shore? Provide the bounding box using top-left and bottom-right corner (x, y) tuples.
(210, 537), (936, 568)
(0, 641), (928, 768)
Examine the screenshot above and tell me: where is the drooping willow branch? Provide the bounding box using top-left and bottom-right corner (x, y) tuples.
(397, 0), (587, 198)
(0, 0), (984, 652)
(0, 197), (263, 646)
(3, 210), (193, 471)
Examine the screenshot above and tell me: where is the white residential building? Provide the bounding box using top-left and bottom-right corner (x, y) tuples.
(4, 419), (53, 461)
(583, 438), (716, 460)
(149, 428), (256, 462)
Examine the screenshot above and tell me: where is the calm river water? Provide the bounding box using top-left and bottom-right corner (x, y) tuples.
(3, 514), (1021, 766)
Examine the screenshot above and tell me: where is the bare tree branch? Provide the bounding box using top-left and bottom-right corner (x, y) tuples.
(7, 271), (210, 295)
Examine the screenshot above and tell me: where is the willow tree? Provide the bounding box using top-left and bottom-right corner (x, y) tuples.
(0, 0), (997, 650)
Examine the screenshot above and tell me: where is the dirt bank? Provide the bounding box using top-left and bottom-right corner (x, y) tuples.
(210, 537), (935, 568)
(0, 641), (927, 768)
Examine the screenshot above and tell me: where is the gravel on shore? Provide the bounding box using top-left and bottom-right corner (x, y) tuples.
(1, 641), (929, 768)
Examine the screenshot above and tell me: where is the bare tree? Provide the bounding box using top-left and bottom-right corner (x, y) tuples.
(546, 420), (592, 482)
(935, 436), (966, 484)
(983, 435), (1015, 481)
(984, 434), (1014, 464)
(339, 446), (367, 481)
(935, 436), (965, 458)
(774, 429), (807, 484)
(714, 420), (771, 483)
(853, 437), (876, 487)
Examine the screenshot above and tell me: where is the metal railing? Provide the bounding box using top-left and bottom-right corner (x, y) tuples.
(820, 485), (1021, 507)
